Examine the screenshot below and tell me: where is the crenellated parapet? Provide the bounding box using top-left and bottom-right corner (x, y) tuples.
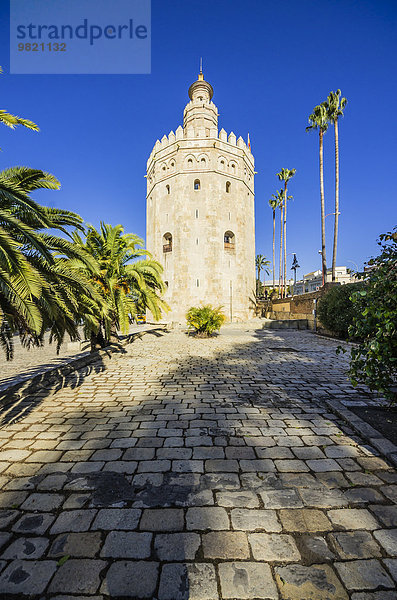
(146, 125), (254, 194)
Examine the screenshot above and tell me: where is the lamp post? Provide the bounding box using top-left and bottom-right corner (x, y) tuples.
(291, 253), (300, 296)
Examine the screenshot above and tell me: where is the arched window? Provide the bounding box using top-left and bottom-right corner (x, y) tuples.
(226, 181), (231, 193)
(224, 231), (235, 250)
(231, 163), (236, 173)
(166, 184), (170, 195)
(163, 232), (172, 253)
(187, 158), (193, 168)
(194, 179), (200, 190)
(200, 158), (206, 166)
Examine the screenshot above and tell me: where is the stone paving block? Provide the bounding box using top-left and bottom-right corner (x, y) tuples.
(296, 535), (335, 563)
(201, 473), (240, 489)
(193, 447), (224, 459)
(348, 472), (384, 486)
(344, 487), (385, 504)
(260, 488), (303, 509)
(249, 533), (301, 561)
(275, 563), (348, 599)
(218, 561), (278, 599)
(231, 508), (281, 532)
(0, 532), (11, 551)
(1, 536), (48, 559)
(202, 531), (249, 559)
(0, 491), (28, 508)
(383, 558), (397, 583)
(240, 459), (276, 472)
(0, 449), (31, 461)
(370, 504), (397, 527)
(306, 458), (342, 472)
(275, 459), (310, 472)
(325, 445), (361, 458)
(328, 508), (380, 530)
(63, 493), (90, 509)
(137, 459), (171, 472)
(381, 485), (397, 502)
(225, 447), (256, 459)
(123, 447), (156, 460)
(335, 559), (394, 591)
(139, 508), (184, 531)
(299, 488), (347, 508)
(205, 459), (239, 472)
(100, 560), (159, 597)
(256, 446), (294, 459)
(37, 474), (68, 491)
(351, 592), (397, 600)
(216, 491), (259, 508)
(158, 562), (218, 600)
(279, 509), (332, 532)
(20, 492), (64, 512)
(50, 509), (97, 534)
(172, 460), (204, 473)
(12, 512), (55, 535)
(186, 507), (229, 531)
(329, 531), (382, 559)
(49, 532), (102, 557)
(373, 529), (397, 556)
(0, 559), (57, 594)
(92, 508), (141, 530)
(48, 558), (106, 594)
(101, 531), (152, 558)
(155, 532), (201, 560)
(317, 471), (350, 488)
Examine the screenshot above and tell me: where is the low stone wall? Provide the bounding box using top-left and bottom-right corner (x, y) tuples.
(260, 284), (340, 332)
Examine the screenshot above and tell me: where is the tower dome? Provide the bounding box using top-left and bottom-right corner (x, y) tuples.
(188, 70), (214, 102)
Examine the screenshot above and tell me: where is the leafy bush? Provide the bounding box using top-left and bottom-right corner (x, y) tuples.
(186, 305), (226, 336)
(347, 231), (397, 403)
(317, 282), (364, 338)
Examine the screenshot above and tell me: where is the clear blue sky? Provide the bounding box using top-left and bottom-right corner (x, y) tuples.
(1, 0), (396, 277)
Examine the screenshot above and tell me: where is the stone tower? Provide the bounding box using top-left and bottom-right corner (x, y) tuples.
(146, 69), (256, 324)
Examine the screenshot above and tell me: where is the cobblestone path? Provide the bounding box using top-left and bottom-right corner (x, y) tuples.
(0, 324), (396, 599)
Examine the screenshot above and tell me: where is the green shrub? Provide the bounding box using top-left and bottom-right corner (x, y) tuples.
(186, 305), (226, 336)
(347, 231), (397, 403)
(317, 282), (364, 338)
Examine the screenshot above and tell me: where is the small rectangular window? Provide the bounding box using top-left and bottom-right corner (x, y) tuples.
(195, 209), (199, 218)
(196, 279), (199, 287)
(229, 212), (231, 220)
(196, 238), (199, 245)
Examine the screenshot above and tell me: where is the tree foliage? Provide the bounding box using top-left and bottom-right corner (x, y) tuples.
(317, 282), (364, 338)
(186, 305), (226, 337)
(72, 223), (168, 346)
(0, 166), (102, 359)
(347, 230), (397, 403)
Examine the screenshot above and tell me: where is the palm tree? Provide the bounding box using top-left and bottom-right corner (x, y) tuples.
(306, 104), (329, 285)
(276, 169), (296, 298)
(0, 67), (39, 145)
(270, 191), (283, 294)
(255, 254), (270, 296)
(0, 167), (101, 358)
(324, 90), (347, 281)
(268, 194), (278, 292)
(73, 223), (168, 347)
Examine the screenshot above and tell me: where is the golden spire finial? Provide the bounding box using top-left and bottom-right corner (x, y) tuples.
(198, 57), (204, 80)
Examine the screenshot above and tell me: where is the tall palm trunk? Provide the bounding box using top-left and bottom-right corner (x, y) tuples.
(272, 208), (276, 291)
(283, 183), (287, 298)
(332, 117), (339, 281)
(319, 129), (327, 283)
(279, 202), (283, 298)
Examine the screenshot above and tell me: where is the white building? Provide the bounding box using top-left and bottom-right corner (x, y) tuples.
(294, 266), (357, 295)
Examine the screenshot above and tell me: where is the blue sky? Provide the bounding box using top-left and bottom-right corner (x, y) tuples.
(0, 0), (396, 278)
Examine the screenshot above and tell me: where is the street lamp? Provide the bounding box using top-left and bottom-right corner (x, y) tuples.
(291, 253), (300, 296)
